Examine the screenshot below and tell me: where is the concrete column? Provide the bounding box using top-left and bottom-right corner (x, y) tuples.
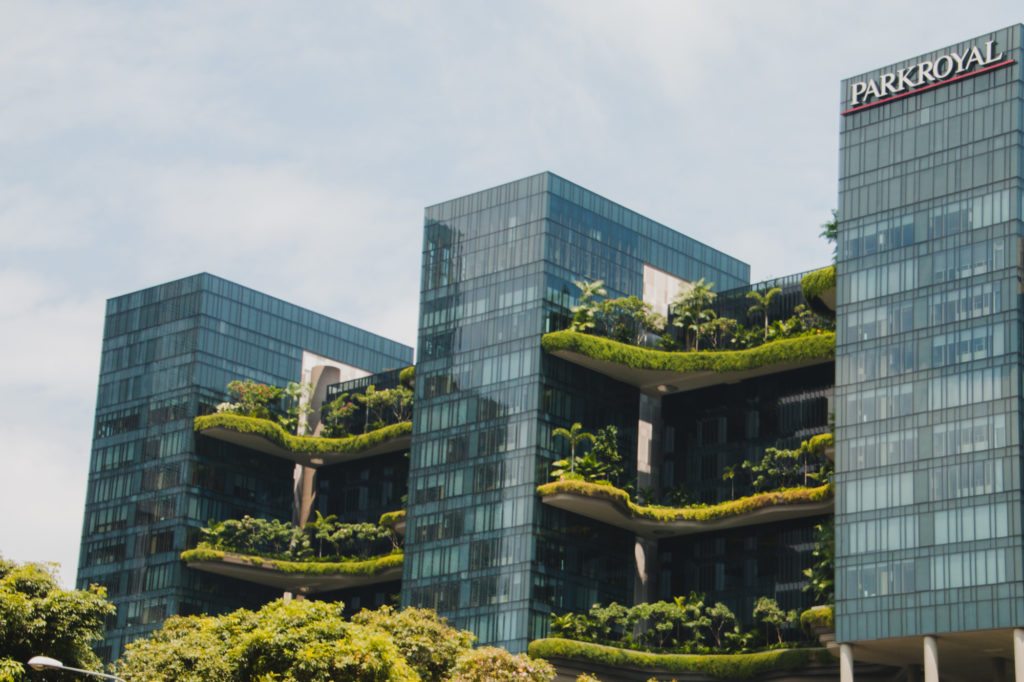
(923, 635), (938, 682)
(839, 643), (854, 682)
(1014, 628), (1024, 682)
(632, 538), (657, 605)
(636, 394), (662, 494)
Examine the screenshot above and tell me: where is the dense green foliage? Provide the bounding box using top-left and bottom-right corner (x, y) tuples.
(448, 647), (555, 682)
(803, 519), (835, 603)
(541, 330), (834, 375)
(194, 514), (396, 560)
(801, 266), (836, 317)
(114, 599), (560, 682)
(527, 639), (834, 680)
(222, 379), (284, 419)
(114, 600), (481, 681)
(194, 413), (412, 456)
(350, 606), (476, 682)
(179, 548), (404, 576)
(799, 606), (835, 635)
(379, 510), (406, 531)
(320, 385), (414, 438)
(398, 366), (415, 387)
(550, 594), (745, 653)
(537, 479), (832, 523)
(0, 557), (115, 682)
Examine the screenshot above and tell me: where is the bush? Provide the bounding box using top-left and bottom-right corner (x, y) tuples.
(449, 646), (556, 682)
(528, 639), (834, 680)
(351, 605), (476, 682)
(799, 606), (835, 635)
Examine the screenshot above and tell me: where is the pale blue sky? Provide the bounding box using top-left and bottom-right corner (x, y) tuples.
(1, 1), (1021, 585)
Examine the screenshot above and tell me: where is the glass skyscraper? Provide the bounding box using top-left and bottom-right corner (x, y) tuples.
(77, 273), (412, 657)
(403, 171), (748, 650)
(835, 23), (1024, 671)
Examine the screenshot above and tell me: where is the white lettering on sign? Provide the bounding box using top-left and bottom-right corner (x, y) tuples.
(844, 40), (1013, 114)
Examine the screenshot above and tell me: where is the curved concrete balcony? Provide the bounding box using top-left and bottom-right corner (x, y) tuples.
(181, 549), (403, 594)
(194, 414), (411, 467)
(541, 331), (834, 397)
(538, 480), (833, 540)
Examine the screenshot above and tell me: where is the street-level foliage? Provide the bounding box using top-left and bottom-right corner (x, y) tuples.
(448, 647), (555, 682)
(0, 557), (115, 682)
(114, 599), (554, 682)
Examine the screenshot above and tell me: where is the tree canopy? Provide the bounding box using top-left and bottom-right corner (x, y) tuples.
(0, 557), (114, 682)
(114, 599), (555, 682)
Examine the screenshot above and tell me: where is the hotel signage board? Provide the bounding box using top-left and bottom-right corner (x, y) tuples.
(842, 40), (1014, 115)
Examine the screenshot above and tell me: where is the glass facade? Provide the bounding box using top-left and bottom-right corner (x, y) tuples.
(835, 25), (1024, 642)
(403, 171), (748, 651)
(78, 273), (412, 658)
(658, 362), (833, 625)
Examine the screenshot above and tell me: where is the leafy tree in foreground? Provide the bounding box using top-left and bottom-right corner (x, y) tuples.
(0, 557), (114, 682)
(115, 599), (557, 682)
(448, 646), (555, 682)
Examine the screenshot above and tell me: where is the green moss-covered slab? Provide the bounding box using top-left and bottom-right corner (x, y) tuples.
(181, 549), (403, 594)
(527, 639), (836, 680)
(804, 433), (834, 461)
(379, 509), (406, 536)
(800, 606), (835, 635)
(541, 331), (834, 396)
(537, 480), (832, 539)
(801, 266), (836, 317)
(194, 414), (412, 467)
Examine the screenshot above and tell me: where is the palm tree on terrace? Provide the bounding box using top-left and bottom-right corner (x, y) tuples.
(746, 287), (783, 342)
(552, 422), (595, 473)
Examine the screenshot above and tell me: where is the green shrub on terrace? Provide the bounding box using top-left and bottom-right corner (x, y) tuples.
(536, 480), (832, 523)
(799, 606), (834, 635)
(801, 266), (836, 317)
(379, 509), (406, 530)
(194, 412), (411, 455)
(179, 548), (404, 576)
(541, 330), (834, 375)
(527, 639), (834, 680)
(803, 432), (833, 457)
(398, 365), (415, 387)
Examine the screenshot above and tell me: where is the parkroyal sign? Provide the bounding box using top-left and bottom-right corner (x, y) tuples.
(843, 40), (1014, 115)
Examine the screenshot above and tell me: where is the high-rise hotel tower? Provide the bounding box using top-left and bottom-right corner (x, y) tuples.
(835, 24), (1024, 681)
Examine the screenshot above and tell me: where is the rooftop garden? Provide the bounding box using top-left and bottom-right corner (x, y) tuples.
(186, 512), (400, 560)
(565, 275), (834, 356)
(180, 514), (404, 587)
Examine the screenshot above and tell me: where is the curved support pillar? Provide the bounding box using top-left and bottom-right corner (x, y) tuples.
(1014, 628), (1024, 682)
(840, 642), (854, 682)
(923, 635), (938, 682)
